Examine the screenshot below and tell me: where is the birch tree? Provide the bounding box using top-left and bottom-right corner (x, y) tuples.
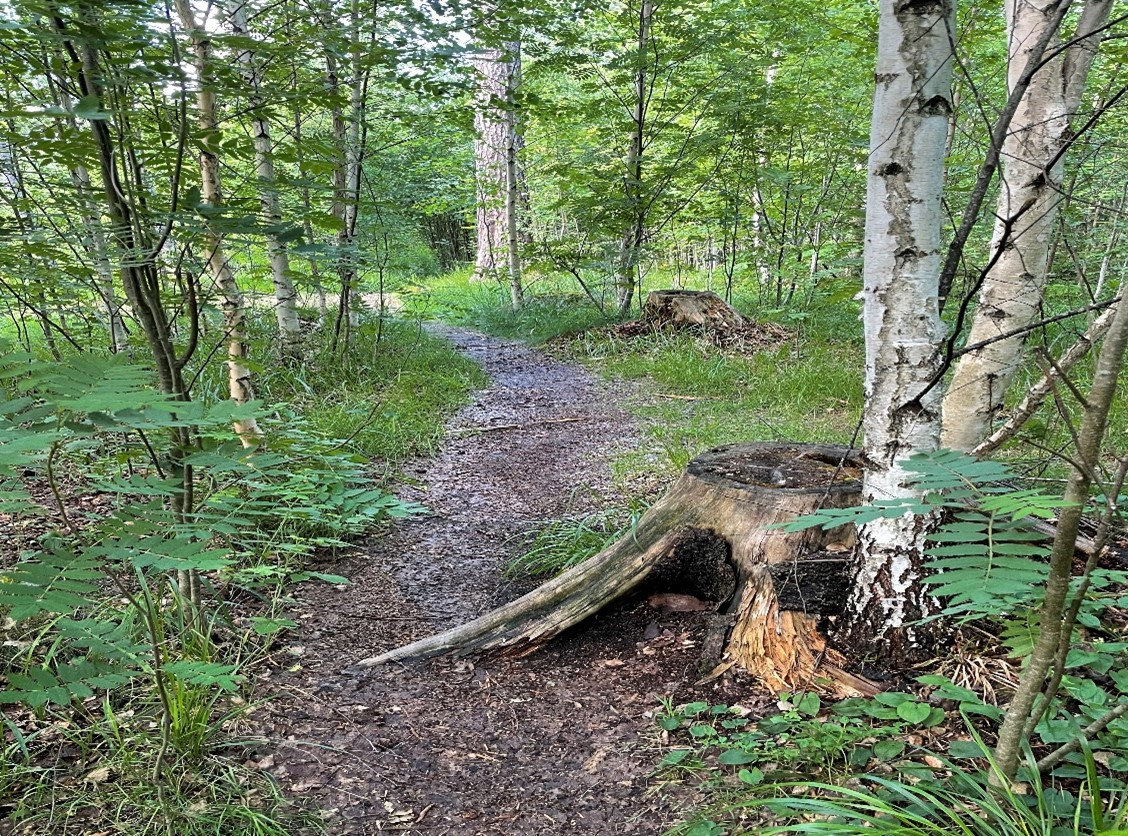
(224, 0), (303, 357)
(175, 0), (262, 445)
(941, 0), (1113, 451)
(840, 0), (955, 657)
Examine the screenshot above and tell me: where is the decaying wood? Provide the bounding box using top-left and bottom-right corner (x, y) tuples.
(610, 290), (788, 350)
(355, 443), (872, 695)
(643, 289), (751, 331)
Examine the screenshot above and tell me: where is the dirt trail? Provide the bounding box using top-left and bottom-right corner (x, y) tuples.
(253, 326), (763, 835)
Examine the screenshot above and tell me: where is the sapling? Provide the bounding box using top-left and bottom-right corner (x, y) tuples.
(991, 293), (1128, 784)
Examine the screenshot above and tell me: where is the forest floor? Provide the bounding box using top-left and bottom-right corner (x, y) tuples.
(251, 325), (766, 835)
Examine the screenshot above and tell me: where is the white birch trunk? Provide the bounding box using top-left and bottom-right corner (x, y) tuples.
(224, 0), (303, 357)
(941, 0), (1112, 452)
(843, 0), (954, 657)
(176, 0), (262, 446)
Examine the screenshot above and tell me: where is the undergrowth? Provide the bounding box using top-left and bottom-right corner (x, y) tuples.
(655, 450), (1128, 835)
(506, 498), (650, 579)
(0, 311), (481, 833)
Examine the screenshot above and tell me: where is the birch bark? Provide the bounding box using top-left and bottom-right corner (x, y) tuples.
(176, 0), (262, 445)
(840, 0), (955, 657)
(224, 0), (303, 357)
(941, 0), (1112, 451)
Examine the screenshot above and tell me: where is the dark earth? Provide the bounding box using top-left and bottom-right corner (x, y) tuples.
(251, 326), (770, 834)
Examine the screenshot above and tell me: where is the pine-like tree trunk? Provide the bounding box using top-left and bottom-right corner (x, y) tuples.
(472, 44), (522, 288)
(941, 0), (1112, 452)
(839, 0), (954, 662)
(224, 0), (303, 358)
(176, 0), (262, 446)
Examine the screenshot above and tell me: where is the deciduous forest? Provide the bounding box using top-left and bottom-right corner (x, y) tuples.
(1, 0), (1127, 833)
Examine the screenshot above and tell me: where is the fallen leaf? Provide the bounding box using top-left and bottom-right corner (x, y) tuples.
(83, 766), (113, 784)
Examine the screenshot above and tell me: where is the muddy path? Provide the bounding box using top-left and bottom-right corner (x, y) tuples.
(252, 326), (765, 835)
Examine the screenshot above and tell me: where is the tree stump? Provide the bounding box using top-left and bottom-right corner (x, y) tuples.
(642, 289), (750, 331)
(610, 290), (788, 349)
(356, 443), (872, 695)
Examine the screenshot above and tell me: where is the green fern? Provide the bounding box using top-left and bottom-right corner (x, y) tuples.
(784, 449), (1070, 623)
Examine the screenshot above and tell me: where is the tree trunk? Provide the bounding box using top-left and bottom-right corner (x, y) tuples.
(176, 0), (262, 446)
(325, 4), (369, 354)
(504, 43), (523, 310)
(472, 45), (521, 284)
(840, 0), (954, 661)
(941, 0), (1112, 452)
(46, 84), (128, 354)
(615, 0), (653, 317)
(291, 100), (328, 326)
(356, 443), (875, 696)
(991, 257), (1128, 783)
(224, 0), (303, 357)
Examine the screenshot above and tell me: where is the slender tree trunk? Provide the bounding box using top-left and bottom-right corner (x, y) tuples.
(504, 42), (523, 310)
(292, 102), (328, 325)
(224, 0), (302, 357)
(175, 0), (262, 446)
(44, 88), (129, 354)
(837, 0), (955, 662)
(991, 272), (1128, 783)
(615, 0), (652, 317)
(63, 19), (200, 605)
(941, 0), (1112, 452)
(325, 3), (369, 355)
(472, 44), (521, 286)
(0, 137), (63, 361)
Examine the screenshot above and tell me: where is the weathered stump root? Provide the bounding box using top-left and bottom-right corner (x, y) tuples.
(357, 443), (871, 695)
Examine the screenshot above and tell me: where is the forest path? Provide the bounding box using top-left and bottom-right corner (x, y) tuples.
(252, 325), (752, 834)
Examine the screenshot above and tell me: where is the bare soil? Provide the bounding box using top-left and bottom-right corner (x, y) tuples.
(251, 325), (769, 834)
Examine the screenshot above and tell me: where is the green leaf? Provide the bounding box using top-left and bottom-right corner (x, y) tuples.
(718, 748), (756, 765)
(948, 739), (988, 758)
(872, 739), (905, 759)
(661, 748), (691, 766)
(795, 691), (821, 716)
(73, 94), (112, 121)
(163, 661), (242, 691)
(896, 701), (932, 724)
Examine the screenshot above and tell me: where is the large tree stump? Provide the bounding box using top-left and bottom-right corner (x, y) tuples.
(611, 290), (788, 349)
(642, 289), (750, 331)
(356, 443), (870, 694)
